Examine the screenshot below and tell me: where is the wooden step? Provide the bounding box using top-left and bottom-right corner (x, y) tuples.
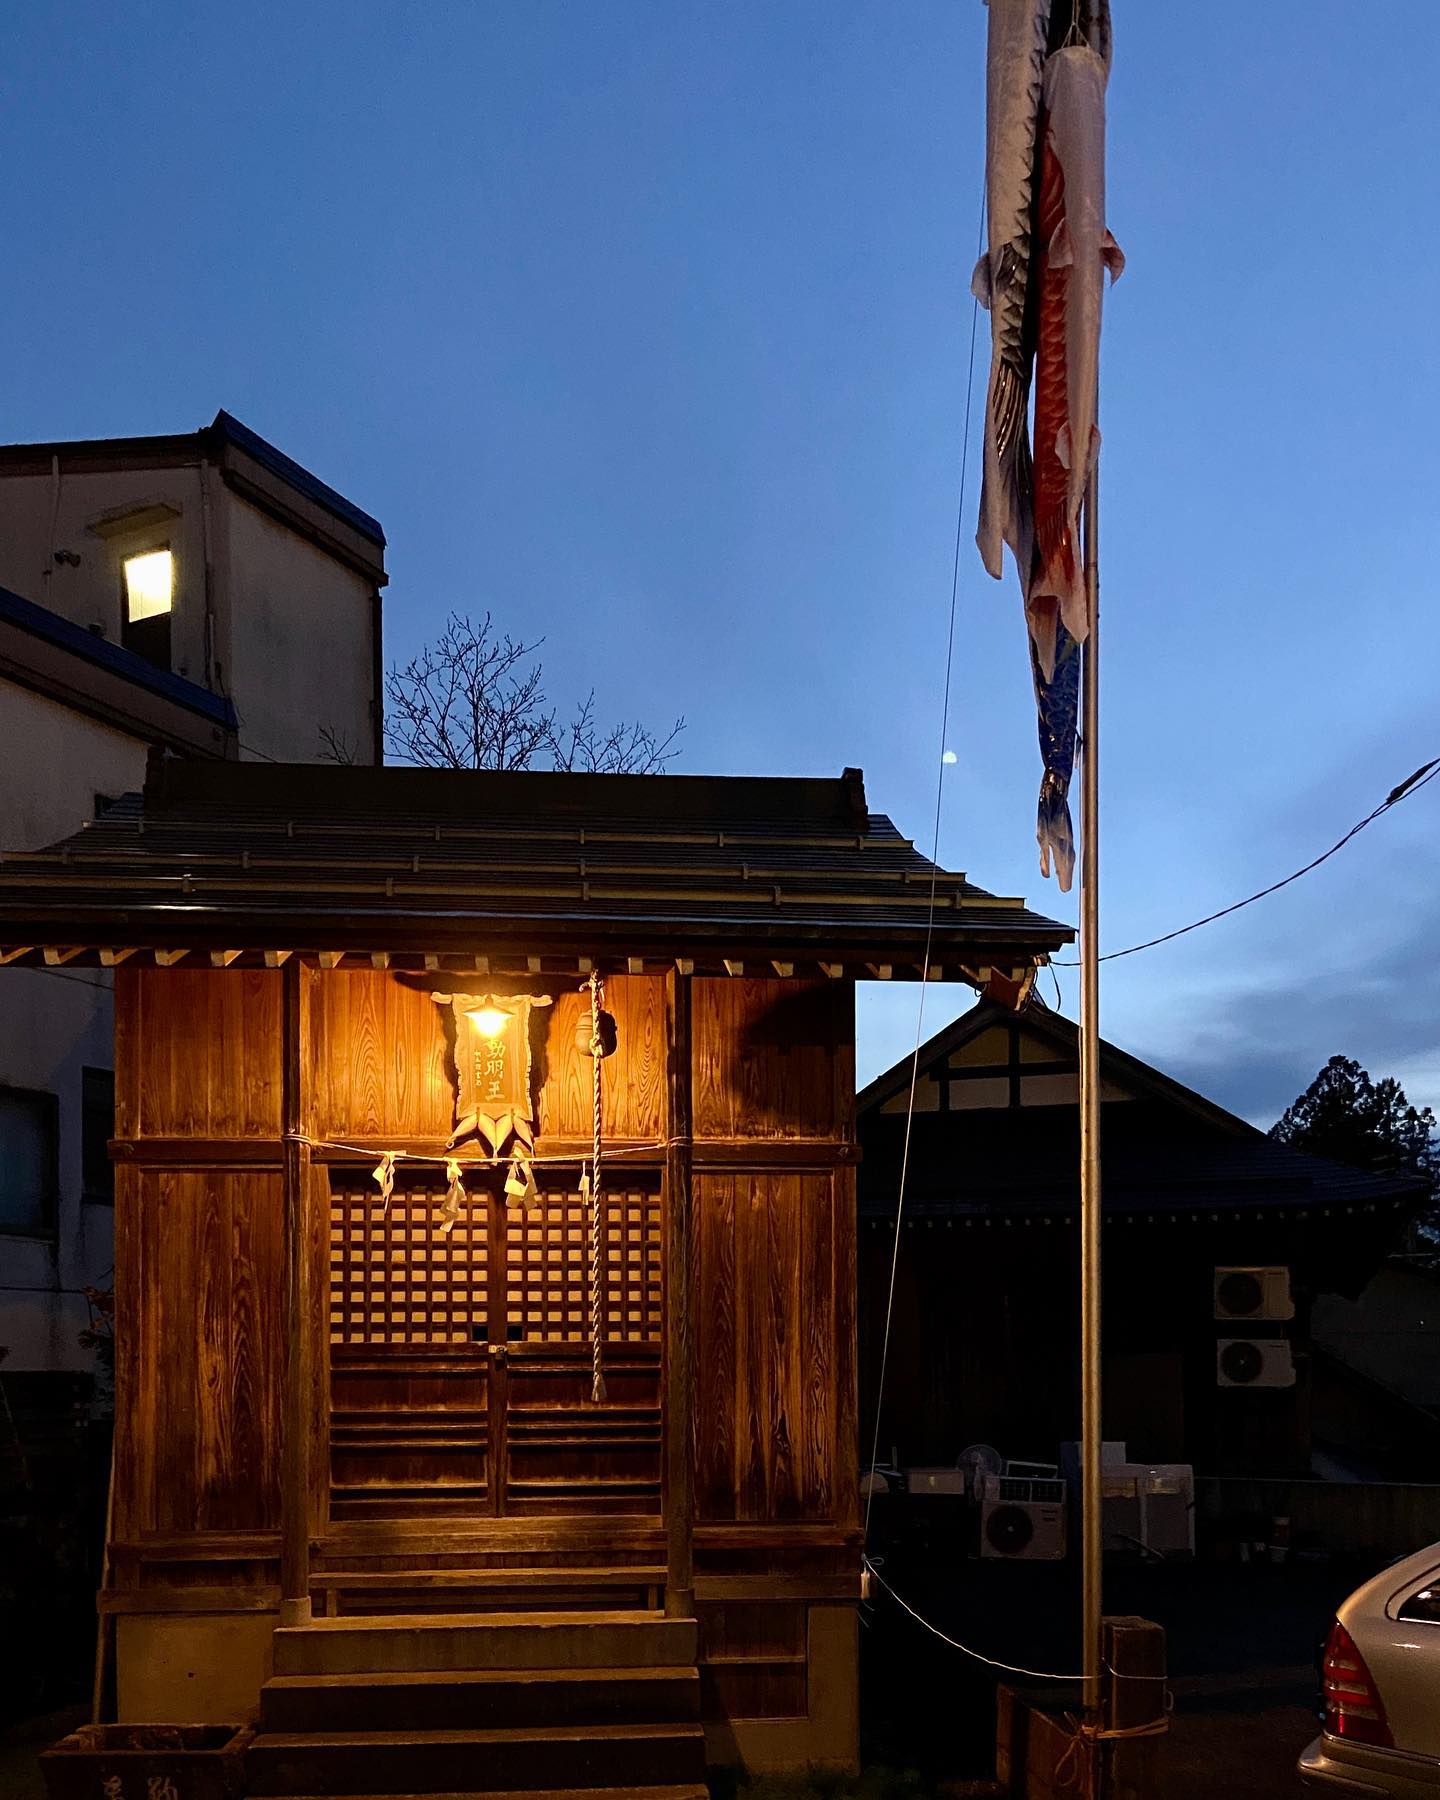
(272, 1610), (697, 1676)
(309, 1565), (666, 1613)
(310, 1565), (666, 1589)
(252, 1789), (706, 1800)
(245, 1723), (706, 1796)
(261, 1664), (700, 1733)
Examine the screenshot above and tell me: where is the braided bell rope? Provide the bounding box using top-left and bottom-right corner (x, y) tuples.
(588, 970), (607, 1403)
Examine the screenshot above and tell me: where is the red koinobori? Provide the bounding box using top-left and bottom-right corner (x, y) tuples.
(974, 0), (1122, 890)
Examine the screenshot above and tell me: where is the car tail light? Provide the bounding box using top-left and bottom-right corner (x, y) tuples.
(1322, 1619), (1393, 1747)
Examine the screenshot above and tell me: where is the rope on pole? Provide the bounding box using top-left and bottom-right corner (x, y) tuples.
(588, 969), (608, 1403)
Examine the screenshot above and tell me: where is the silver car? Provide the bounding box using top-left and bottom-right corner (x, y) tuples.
(1299, 1540), (1440, 1795)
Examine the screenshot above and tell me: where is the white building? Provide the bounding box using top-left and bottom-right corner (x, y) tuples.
(0, 412), (385, 1390)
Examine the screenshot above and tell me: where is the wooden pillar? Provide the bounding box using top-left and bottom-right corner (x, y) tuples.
(279, 958), (316, 1627)
(663, 968), (695, 1619)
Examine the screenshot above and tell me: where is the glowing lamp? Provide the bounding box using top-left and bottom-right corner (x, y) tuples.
(464, 1003), (513, 1040)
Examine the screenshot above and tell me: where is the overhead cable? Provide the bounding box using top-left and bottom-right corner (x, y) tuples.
(1053, 758), (1439, 966)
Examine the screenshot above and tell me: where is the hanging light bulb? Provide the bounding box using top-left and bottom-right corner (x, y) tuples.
(464, 1003), (512, 1039)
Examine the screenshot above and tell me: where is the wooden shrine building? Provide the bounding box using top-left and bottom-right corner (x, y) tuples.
(0, 758), (1068, 1792)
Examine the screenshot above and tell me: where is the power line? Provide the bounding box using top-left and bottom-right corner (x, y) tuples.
(1053, 757), (1440, 967)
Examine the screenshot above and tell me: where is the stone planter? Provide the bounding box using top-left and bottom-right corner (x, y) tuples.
(39, 1725), (252, 1800)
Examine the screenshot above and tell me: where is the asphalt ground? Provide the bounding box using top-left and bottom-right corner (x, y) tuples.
(860, 1525), (1386, 1795)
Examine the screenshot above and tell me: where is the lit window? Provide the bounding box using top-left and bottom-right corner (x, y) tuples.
(123, 549), (174, 621)
(121, 547), (174, 668)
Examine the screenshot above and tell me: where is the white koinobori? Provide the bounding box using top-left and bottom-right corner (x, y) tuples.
(973, 0), (1052, 590)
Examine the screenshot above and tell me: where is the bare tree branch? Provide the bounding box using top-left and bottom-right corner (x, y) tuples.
(318, 723), (360, 765)
(384, 612), (685, 774)
(547, 690), (685, 774)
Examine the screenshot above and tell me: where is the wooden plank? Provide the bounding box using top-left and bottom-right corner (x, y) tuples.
(312, 968), (450, 1141)
(109, 1532), (281, 1561)
(132, 968), (281, 1138)
(691, 1140), (858, 1170)
(109, 1160), (142, 1548)
(280, 958), (315, 1625)
(1103, 1615), (1167, 1800)
(693, 1573), (861, 1600)
(693, 1523), (863, 1549)
(112, 968), (140, 1141)
(830, 981), (860, 1534)
(320, 1517), (666, 1555)
(693, 978), (839, 1141)
(100, 948), (137, 967)
(109, 1137), (285, 1168)
(540, 975), (665, 1144)
(117, 1168), (284, 1544)
(310, 1565), (667, 1589)
(664, 968), (695, 1618)
(801, 1171), (834, 1518)
(99, 1585), (281, 1615)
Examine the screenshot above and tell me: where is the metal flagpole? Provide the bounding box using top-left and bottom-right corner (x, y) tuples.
(1078, 457), (1103, 1718)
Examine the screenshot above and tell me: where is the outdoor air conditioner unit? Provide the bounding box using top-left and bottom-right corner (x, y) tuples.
(977, 1472), (1068, 1561)
(1216, 1338), (1296, 1389)
(1214, 1266), (1294, 1322)
(1100, 1464), (1195, 1558)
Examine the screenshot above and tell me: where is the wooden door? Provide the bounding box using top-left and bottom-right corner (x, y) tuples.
(328, 1171), (663, 1521)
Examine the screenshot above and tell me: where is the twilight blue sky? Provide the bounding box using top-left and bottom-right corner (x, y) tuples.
(4, 3), (1438, 1122)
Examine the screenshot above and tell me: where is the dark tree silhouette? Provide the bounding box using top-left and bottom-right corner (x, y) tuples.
(1271, 1055), (1437, 1244)
(383, 611), (684, 774)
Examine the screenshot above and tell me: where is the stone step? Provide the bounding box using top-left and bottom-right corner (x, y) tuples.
(261, 1664), (700, 1733)
(245, 1723), (707, 1796)
(272, 1611), (696, 1677)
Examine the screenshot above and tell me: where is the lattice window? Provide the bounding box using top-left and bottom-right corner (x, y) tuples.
(330, 1184), (489, 1345)
(505, 1184), (662, 1345)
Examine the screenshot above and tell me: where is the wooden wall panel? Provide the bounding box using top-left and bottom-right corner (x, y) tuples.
(128, 969), (281, 1138)
(312, 971), (451, 1140)
(693, 979), (839, 1140)
(539, 977), (665, 1142)
(695, 1172), (837, 1522)
(831, 1164), (859, 1532)
(117, 1170), (284, 1537)
(311, 971), (664, 1145)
